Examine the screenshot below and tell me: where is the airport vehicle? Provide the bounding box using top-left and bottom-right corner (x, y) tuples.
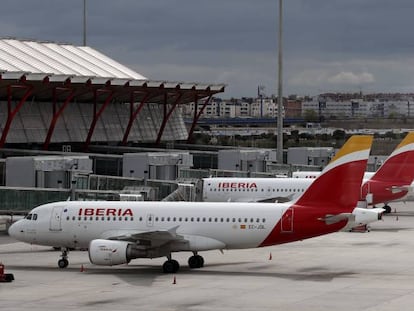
(9, 136), (371, 273)
(203, 132), (414, 214)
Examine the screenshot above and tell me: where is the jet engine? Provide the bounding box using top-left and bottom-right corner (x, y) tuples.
(342, 207), (384, 232)
(88, 239), (169, 266)
(353, 207), (384, 224)
(88, 239), (132, 266)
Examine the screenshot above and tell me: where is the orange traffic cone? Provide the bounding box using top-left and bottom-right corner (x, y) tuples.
(269, 253), (272, 260)
(172, 276), (176, 284)
(80, 264), (85, 272)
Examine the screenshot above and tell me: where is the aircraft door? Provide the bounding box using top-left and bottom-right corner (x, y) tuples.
(281, 207), (294, 233)
(146, 214), (154, 227)
(49, 206), (64, 231)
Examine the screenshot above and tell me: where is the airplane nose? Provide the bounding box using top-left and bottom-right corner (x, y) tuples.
(8, 221), (21, 239)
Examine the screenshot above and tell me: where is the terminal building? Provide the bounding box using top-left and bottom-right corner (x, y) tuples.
(0, 38), (225, 216)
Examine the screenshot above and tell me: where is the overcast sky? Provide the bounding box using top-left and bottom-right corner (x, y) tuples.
(1, 0), (414, 98)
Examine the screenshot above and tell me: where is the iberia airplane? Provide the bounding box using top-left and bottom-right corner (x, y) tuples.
(9, 135), (371, 273)
(203, 132), (414, 214)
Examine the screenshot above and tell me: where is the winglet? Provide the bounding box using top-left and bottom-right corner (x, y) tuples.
(294, 135), (372, 209)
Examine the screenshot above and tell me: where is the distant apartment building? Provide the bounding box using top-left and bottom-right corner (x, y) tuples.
(182, 93), (414, 120)
(183, 97), (285, 118)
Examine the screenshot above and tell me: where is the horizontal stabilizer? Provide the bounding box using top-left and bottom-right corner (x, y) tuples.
(318, 213), (354, 225)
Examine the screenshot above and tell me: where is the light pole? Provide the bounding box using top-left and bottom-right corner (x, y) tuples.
(83, 0), (87, 46)
(276, 0), (284, 163)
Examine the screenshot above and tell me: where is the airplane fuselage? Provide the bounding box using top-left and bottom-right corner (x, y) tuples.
(10, 200), (348, 252)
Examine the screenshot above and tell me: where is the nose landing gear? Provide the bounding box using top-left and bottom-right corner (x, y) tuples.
(58, 248), (69, 268)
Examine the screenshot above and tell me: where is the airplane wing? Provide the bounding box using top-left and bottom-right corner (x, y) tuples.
(101, 226), (185, 246)
(258, 194), (295, 203)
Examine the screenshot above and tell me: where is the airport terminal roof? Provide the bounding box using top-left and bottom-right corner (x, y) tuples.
(0, 38), (225, 103)
(0, 38), (225, 148)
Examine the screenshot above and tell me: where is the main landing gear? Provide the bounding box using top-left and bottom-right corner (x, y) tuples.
(188, 252), (204, 269)
(58, 248), (69, 268)
(163, 254), (180, 273)
(162, 252), (205, 273)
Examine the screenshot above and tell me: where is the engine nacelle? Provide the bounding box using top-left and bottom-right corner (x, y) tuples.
(89, 239), (131, 266)
(353, 207), (384, 224)
(88, 239), (170, 266)
(342, 207), (384, 232)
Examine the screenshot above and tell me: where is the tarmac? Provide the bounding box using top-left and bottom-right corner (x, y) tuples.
(1, 201), (414, 311)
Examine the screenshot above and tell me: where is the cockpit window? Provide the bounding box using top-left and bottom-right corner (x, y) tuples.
(25, 213), (38, 221)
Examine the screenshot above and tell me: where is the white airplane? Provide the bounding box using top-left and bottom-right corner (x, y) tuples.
(203, 132), (414, 214)
(9, 135), (372, 273)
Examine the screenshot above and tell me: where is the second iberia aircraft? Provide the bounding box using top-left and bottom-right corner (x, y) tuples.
(9, 135), (371, 273)
(203, 132), (414, 214)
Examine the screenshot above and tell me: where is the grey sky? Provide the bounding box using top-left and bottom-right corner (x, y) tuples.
(1, 0), (414, 98)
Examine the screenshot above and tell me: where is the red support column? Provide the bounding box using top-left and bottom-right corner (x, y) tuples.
(0, 83), (33, 148)
(43, 88), (76, 150)
(187, 94), (212, 143)
(155, 92), (183, 145)
(121, 91), (151, 145)
(83, 89), (115, 151)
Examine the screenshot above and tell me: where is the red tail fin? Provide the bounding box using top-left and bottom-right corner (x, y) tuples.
(363, 132), (414, 204)
(295, 135), (372, 209)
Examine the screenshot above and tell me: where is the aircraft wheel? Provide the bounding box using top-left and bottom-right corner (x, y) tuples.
(384, 205), (392, 214)
(188, 255), (204, 268)
(163, 260), (179, 273)
(58, 258), (69, 269)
